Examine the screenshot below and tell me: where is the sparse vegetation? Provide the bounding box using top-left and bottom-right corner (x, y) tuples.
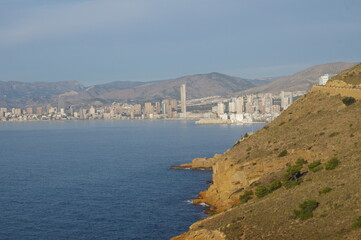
(342, 96), (356, 106)
(325, 158), (340, 170)
(267, 180), (282, 192)
(319, 187), (332, 195)
(278, 150), (288, 157)
(352, 216), (361, 228)
(308, 161), (323, 172)
(239, 190), (254, 203)
(293, 200), (319, 220)
(255, 186), (270, 198)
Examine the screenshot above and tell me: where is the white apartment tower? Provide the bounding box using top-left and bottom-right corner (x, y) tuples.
(180, 84), (187, 113)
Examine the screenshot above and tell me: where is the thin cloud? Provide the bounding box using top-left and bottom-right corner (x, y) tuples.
(0, 0), (151, 45)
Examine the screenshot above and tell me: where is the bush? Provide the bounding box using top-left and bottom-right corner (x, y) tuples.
(268, 180), (282, 192)
(278, 150), (288, 157)
(282, 160), (306, 189)
(325, 158), (340, 170)
(239, 190), (253, 203)
(255, 186), (270, 198)
(308, 161), (323, 172)
(352, 216), (361, 228)
(294, 200), (319, 220)
(283, 164), (303, 181)
(319, 187), (332, 195)
(296, 158), (307, 165)
(342, 97), (356, 106)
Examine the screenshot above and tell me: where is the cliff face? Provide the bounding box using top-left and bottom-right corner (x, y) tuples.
(172, 65), (361, 239)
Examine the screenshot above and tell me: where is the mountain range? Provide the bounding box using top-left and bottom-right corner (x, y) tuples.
(0, 62), (358, 108)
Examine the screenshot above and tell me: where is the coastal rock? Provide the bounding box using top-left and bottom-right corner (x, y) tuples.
(171, 229), (226, 240)
(170, 154), (223, 170)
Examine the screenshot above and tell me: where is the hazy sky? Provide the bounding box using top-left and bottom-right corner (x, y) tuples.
(0, 0), (360, 85)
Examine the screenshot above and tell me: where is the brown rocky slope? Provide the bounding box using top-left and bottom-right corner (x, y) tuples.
(172, 65), (361, 240)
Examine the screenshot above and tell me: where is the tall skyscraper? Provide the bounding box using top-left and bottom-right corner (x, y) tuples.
(180, 84), (186, 114)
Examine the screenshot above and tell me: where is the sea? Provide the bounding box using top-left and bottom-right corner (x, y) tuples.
(0, 120), (264, 240)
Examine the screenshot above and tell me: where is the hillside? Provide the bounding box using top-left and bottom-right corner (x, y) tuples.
(172, 65), (361, 239)
(0, 80), (85, 108)
(237, 62), (358, 94)
(327, 63), (361, 87)
(61, 72), (255, 106)
(0, 73), (257, 108)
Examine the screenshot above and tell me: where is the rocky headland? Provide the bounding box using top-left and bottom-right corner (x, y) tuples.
(171, 64), (361, 240)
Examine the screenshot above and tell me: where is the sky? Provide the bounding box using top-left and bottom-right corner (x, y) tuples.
(0, 0), (360, 85)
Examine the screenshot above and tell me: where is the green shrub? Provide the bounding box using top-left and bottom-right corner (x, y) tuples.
(352, 216), (361, 228)
(342, 97), (356, 106)
(296, 158), (307, 165)
(255, 186), (270, 198)
(239, 190), (254, 203)
(278, 150), (288, 157)
(268, 180), (282, 192)
(325, 158), (340, 170)
(283, 164), (303, 181)
(282, 160), (306, 189)
(319, 187), (332, 195)
(308, 161), (323, 172)
(294, 200), (319, 220)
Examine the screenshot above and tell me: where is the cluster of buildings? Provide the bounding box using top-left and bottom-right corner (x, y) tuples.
(0, 84), (188, 122)
(196, 90), (305, 124)
(0, 83), (305, 124)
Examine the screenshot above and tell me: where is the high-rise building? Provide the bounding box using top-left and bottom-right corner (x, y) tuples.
(180, 84), (186, 113)
(155, 102), (161, 114)
(236, 97), (244, 114)
(161, 99), (170, 114)
(228, 101), (236, 113)
(0, 108), (7, 117)
(36, 107), (43, 115)
(26, 107), (33, 114)
(217, 102), (225, 115)
(144, 102), (153, 115)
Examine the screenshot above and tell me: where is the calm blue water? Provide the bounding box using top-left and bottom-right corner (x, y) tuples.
(0, 120), (264, 240)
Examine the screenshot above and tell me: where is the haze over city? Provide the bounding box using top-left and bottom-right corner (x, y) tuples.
(1, 0), (361, 85)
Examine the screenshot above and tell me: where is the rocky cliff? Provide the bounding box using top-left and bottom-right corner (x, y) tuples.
(172, 65), (361, 239)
